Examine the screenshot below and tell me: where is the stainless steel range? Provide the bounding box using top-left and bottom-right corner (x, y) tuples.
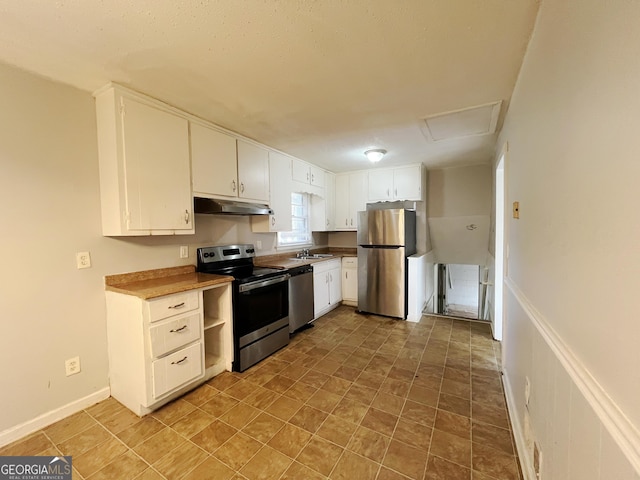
(196, 244), (290, 372)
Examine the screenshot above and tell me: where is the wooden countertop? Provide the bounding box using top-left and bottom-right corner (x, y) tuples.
(105, 265), (233, 300)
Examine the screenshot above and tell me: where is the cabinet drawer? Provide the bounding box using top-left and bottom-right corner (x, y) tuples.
(152, 342), (203, 399)
(150, 312), (201, 358)
(312, 258), (341, 274)
(342, 257), (357, 268)
(148, 291), (199, 322)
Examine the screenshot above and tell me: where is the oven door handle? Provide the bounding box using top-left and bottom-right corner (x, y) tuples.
(239, 274), (290, 293)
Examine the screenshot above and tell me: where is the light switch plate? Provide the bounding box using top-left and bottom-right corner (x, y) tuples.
(179, 246), (189, 258)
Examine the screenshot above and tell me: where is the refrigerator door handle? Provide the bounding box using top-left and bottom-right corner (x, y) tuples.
(359, 245), (402, 249)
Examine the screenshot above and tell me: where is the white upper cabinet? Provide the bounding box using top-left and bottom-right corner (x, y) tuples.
(190, 123), (238, 198)
(311, 171), (335, 231)
(292, 158), (325, 188)
(335, 171), (368, 230)
(237, 140), (270, 203)
(252, 151), (292, 232)
(368, 164), (424, 202)
(95, 85), (194, 236)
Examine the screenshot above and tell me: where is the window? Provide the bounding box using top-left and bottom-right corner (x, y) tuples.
(277, 193), (312, 247)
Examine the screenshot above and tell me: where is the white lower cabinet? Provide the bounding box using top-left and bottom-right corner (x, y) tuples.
(341, 257), (358, 306)
(105, 282), (232, 416)
(313, 259), (342, 319)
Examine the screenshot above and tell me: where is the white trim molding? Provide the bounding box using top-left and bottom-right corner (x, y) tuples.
(0, 388), (110, 448)
(504, 278), (640, 474)
(503, 369), (536, 480)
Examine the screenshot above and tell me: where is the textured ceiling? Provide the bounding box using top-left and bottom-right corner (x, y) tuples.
(0, 0), (540, 172)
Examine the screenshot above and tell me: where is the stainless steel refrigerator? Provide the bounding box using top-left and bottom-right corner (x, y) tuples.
(357, 208), (416, 319)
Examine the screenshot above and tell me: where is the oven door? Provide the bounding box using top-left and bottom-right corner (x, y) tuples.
(234, 274), (290, 340)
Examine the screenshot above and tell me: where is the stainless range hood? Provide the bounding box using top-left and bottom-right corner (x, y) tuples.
(194, 197), (273, 215)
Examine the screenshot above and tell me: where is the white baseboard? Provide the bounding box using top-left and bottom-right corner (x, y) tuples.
(0, 387), (110, 448)
(505, 278), (640, 474)
(503, 368), (536, 480)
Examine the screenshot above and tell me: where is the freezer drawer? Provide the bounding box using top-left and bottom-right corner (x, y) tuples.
(358, 246), (406, 318)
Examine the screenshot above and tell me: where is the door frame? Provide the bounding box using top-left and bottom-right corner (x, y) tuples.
(493, 143), (508, 341)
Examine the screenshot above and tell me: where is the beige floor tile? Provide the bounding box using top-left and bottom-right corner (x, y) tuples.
(45, 411), (97, 444)
(281, 461), (327, 480)
(134, 467), (166, 480)
(371, 391), (406, 416)
(346, 426), (389, 463)
(88, 450), (147, 480)
(180, 456), (235, 480)
(472, 442), (519, 479)
(242, 387), (279, 410)
(300, 370), (331, 389)
(199, 393), (239, 418)
(382, 439), (428, 480)
(434, 409), (471, 440)
(74, 436), (128, 478)
(282, 381), (318, 403)
(401, 400), (436, 427)
(239, 445), (292, 480)
(170, 409), (215, 438)
(393, 418), (431, 450)
(297, 436), (344, 477)
(330, 450), (380, 479)
(471, 422), (514, 455)
(321, 376), (353, 396)
(332, 398), (369, 424)
(133, 427), (185, 465)
(85, 397), (124, 422)
(438, 393), (471, 417)
(241, 412), (284, 443)
(279, 363), (310, 381)
(213, 432), (262, 471)
(289, 405), (329, 434)
(471, 402), (510, 430)
(57, 424), (112, 456)
(116, 416), (165, 448)
(153, 441), (208, 479)
(315, 414), (358, 448)
(267, 423), (312, 458)
(407, 384), (439, 408)
(424, 455), (471, 480)
(223, 380), (256, 401)
(263, 395), (303, 421)
(360, 407), (398, 437)
(190, 420), (237, 453)
(0, 432), (54, 456)
(333, 365), (361, 382)
(152, 399), (196, 426)
(206, 372), (240, 391)
(377, 466), (413, 480)
(263, 374), (296, 394)
(182, 385), (219, 406)
(306, 389), (342, 413)
(218, 403), (261, 429)
(429, 429), (471, 468)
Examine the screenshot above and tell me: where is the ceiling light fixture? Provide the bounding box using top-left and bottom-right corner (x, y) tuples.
(364, 149), (387, 163)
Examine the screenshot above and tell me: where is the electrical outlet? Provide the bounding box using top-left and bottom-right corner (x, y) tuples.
(65, 357), (81, 376)
(179, 246), (189, 259)
(76, 251), (91, 269)
(525, 376), (531, 407)
(256, 240), (262, 250)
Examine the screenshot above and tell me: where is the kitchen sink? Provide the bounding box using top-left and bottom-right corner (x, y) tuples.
(288, 254), (334, 260)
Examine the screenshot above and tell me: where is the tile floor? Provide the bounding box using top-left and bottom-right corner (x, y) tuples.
(0, 306), (522, 480)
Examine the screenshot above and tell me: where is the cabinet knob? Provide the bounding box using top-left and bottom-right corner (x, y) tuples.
(311, 173), (314, 183)
(232, 180), (237, 192)
(240, 182), (245, 193)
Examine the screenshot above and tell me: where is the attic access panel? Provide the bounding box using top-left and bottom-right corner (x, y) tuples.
(420, 101), (502, 142)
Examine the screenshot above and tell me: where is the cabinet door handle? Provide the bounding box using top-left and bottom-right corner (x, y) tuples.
(307, 172), (310, 182)
(350, 218), (353, 226)
(345, 219), (348, 226)
(311, 173), (314, 183)
(168, 302), (185, 309)
(232, 180), (237, 192)
(171, 356), (188, 365)
(330, 273), (333, 282)
(184, 210), (190, 224)
(345, 271), (348, 280)
(387, 188), (390, 197)
(240, 182), (245, 193)
(169, 325), (188, 333)
(395, 188), (398, 197)
(271, 216), (275, 226)
(326, 219), (329, 227)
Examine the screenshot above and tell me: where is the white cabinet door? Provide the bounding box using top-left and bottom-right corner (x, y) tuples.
(310, 171), (335, 232)
(328, 265), (342, 305)
(95, 86), (194, 236)
(349, 172), (368, 229)
(342, 257), (358, 303)
(190, 123), (238, 198)
(310, 165), (325, 188)
(334, 174), (350, 229)
(313, 270), (330, 318)
(368, 169), (393, 202)
(393, 165), (423, 201)
(292, 158), (310, 183)
(252, 151), (292, 232)
(237, 140), (269, 202)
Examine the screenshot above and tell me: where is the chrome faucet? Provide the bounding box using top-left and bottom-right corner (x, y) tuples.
(297, 248), (310, 258)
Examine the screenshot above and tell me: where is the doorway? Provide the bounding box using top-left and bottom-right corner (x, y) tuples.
(436, 263), (487, 321)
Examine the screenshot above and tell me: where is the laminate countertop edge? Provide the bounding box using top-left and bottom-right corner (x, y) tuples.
(105, 265), (233, 300)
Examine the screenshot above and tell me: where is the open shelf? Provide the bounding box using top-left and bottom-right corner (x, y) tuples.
(203, 316), (225, 330)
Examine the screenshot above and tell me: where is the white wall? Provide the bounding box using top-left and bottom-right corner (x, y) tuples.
(0, 62), (327, 442)
(497, 0), (640, 476)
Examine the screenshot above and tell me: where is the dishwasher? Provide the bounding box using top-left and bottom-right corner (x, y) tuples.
(288, 264), (315, 333)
